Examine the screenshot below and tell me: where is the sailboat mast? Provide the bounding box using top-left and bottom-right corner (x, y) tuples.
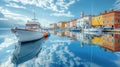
(91, 1), (93, 28)
(34, 8), (35, 20)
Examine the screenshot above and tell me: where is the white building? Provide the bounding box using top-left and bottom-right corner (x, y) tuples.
(77, 12), (92, 29)
(57, 22), (61, 28)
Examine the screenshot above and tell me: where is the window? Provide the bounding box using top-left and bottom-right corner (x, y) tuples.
(105, 21), (107, 24)
(112, 45), (114, 48)
(111, 34), (114, 37)
(106, 16), (108, 18)
(119, 46), (120, 48)
(112, 20), (114, 23)
(118, 35), (120, 37)
(118, 40), (120, 43)
(118, 19), (120, 23)
(107, 38), (109, 41)
(103, 16), (105, 18)
(112, 39), (114, 42)
(118, 15), (120, 17)
(112, 14), (114, 18)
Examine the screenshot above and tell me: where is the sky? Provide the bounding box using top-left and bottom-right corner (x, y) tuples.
(0, 0), (119, 28)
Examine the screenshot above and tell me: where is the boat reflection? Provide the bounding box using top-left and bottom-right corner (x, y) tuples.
(11, 38), (46, 65)
(50, 31), (120, 52)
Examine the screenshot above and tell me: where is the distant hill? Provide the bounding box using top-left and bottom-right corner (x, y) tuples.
(0, 20), (12, 28)
(0, 12), (24, 28)
(0, 20), (24, 28)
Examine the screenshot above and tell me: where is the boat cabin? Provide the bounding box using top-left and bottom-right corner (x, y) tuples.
(25, 19), (40, 31)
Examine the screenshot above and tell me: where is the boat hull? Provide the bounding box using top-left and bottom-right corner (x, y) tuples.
(12, 29), (43, 42)
(70, 29), (81, 32)
(69, 28), (81, 32)
(84, 28), (102, 32)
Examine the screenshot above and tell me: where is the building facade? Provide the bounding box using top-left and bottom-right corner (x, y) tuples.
(102, 10), (120, 28)
(65, 22), (70, 29)
(69, 19), (77, 28)
(91, 15), (103, 27)
(57, 21), (67, 29)
(77, 15), (92, 29)
(50, 23), (58, 29)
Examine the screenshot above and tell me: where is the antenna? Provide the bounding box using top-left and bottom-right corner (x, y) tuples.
(33, 7), (35, 20)
(91, 1), (93, 16)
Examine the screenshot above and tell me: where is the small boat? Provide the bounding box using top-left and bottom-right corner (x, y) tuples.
(102, 26), (113, 32)
(69, 26), (81, 32)
(84, 28), (102, 32)
(43, 30), (50, 37)
(11, 19), (44, 42)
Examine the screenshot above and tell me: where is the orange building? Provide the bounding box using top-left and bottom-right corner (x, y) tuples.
(65, 22), (70, 29)
(102, 33), (120, 52)
(57, 21), (68, 29)
(102, 10), (120, 28)
(65, 31), (70, 36)
(50, 23), (58, 29)
(70, 19), (77, 28)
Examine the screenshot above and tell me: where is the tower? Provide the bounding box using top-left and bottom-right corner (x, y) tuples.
(80, 11), (84, 18)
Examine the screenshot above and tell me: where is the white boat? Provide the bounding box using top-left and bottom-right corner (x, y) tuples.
(11, 18), (44, 42)
(84, 28), (102, 32)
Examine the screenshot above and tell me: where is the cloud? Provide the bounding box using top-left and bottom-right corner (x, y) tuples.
(5, 0), (79, 17)
(0, 56), (14, 67)
(0, 36), (17, 51)
(15, 39), (83, 67)
(114, 0), (120, 10)
(0, 18), (8, 20)
(0, 7), (30, 25)
(39, 19), (55, 27)
(6, 2), (26, 9)
(50, 11), (74, 17)
(0, 12), (7, 20)
(0, 12), (4, 18)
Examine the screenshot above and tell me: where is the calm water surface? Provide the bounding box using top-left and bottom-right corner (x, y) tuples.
(0, 30), (120, 67)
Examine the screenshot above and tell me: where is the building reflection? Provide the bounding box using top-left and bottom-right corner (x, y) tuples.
(102, 33), (120, 52)
(91, 36), (103, 46)
(69, 32), (77, 40)
(76, 32), (93, 47)
(51, 31), (120, 52)
(88, 33), (120, 52)
(65, 31), (70, 37)
(57, 32), (66, 36)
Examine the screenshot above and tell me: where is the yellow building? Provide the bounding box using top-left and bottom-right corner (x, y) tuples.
(91, 15), (103, 27)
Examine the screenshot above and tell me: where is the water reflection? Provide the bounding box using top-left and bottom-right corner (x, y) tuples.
(50, 31), (120, 52)
(0, 30), (120, 67)
(11, 38), (46, 66)
(102, 33), (120, 52)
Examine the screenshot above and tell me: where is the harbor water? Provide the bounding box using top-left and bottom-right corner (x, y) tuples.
(0, 30), (120, 67)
